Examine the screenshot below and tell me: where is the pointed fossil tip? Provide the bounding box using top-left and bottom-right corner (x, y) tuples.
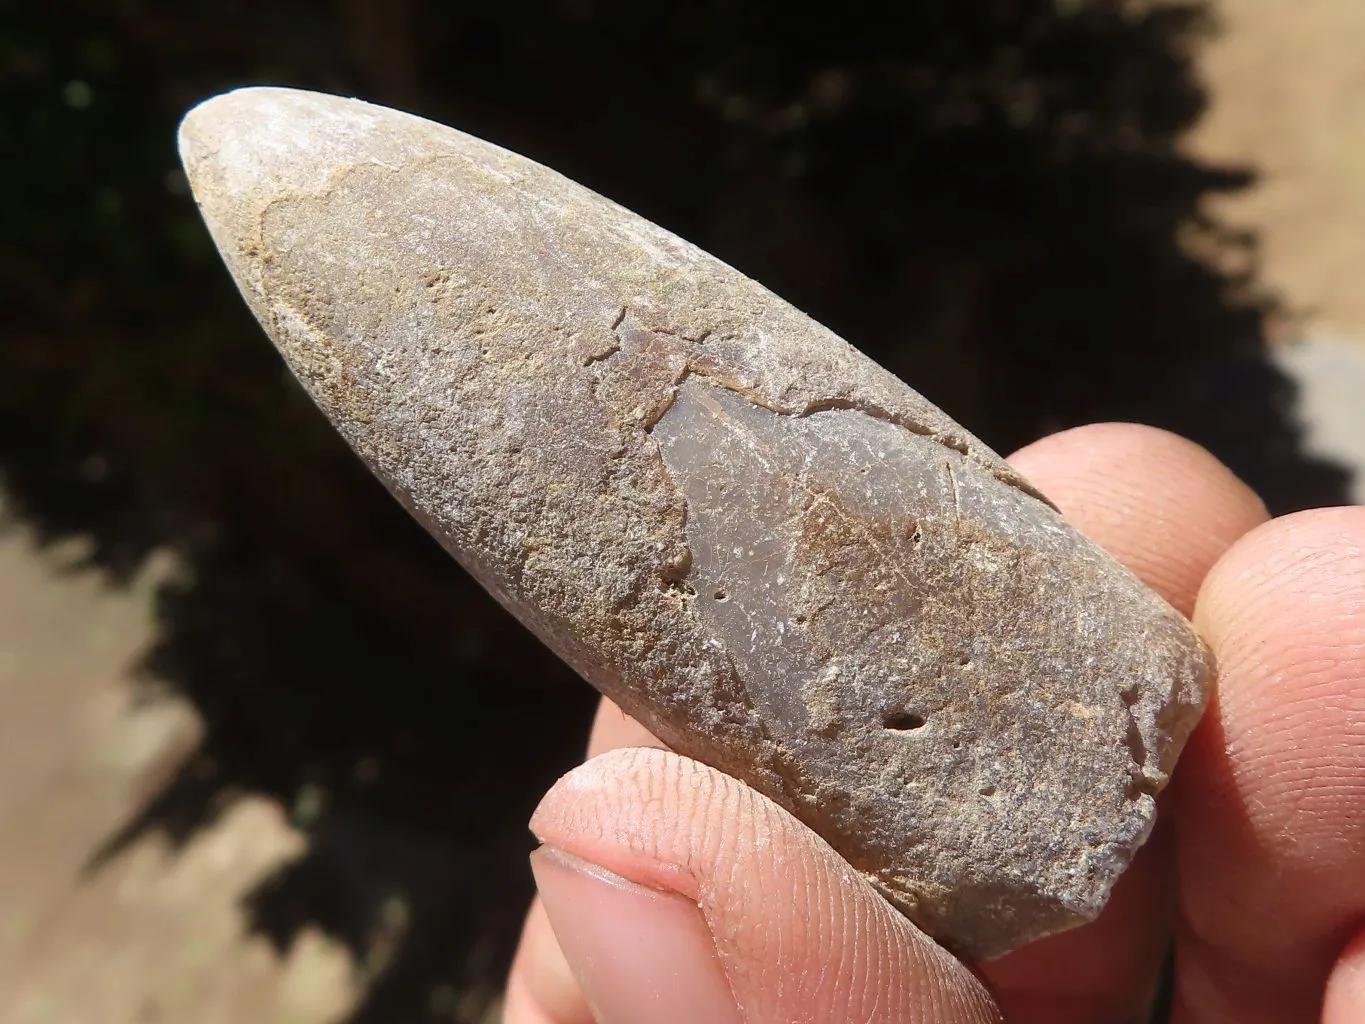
(175, 86), (453, 311)
(178, 87), (392, 214)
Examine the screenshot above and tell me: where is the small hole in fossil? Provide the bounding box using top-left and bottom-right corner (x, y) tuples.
(794, 613), (807, 624)
(909, 525), (924, 546)
(979, 785), (996, 797)
(883, 711), (926, 731)
(713, 589), (729, 602)
(957, 656), (973, 669)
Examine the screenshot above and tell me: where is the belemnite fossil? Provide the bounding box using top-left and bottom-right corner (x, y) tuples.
(178, 86), (1212, 960)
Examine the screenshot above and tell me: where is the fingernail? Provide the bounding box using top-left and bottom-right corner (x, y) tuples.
(531, 845), (743, 1024)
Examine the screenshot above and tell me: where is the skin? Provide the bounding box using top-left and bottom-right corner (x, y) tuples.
(502, 421), (1365, 1024)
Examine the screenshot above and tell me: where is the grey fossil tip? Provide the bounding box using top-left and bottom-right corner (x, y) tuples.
(180, 86), (376, 196)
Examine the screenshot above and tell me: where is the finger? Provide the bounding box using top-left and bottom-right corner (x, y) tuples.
(1324, 927), (1365, 1024)
(530, 746), (1002, 1024)
(586, 696), (667, 757)
(988, 423), (1267, 1021)
(1008, 422), (1268, 617)
(1174, 507), (1365, 1024)
(504, 698), (665, 1023)
(504, 898), (594, 1024)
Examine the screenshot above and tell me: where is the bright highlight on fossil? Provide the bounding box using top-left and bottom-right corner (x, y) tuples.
(178, 86), (1212, 960)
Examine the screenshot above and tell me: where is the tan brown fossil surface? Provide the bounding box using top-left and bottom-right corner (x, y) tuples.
(178, 87), (1212, 960)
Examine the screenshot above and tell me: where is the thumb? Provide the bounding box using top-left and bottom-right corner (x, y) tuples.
(527, 746), (1001, 1024)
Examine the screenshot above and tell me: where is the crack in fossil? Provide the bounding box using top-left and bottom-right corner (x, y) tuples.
(602, 318), (1055, 509)
(1118, 684), (1159, 799)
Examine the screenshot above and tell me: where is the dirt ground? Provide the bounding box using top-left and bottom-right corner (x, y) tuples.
(2, 2), (1363, 1022)
(1187, 0), (1365, 338)
(0, 527), (359, 1024)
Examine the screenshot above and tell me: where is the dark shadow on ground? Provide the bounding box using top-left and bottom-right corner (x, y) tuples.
(0, 0), (1352, 1019)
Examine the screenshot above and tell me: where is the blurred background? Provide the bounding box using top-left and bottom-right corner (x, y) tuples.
(2, 1), (1363, 1021)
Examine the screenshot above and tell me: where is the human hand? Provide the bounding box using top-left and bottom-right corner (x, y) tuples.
(502, 422), (1365, 1024)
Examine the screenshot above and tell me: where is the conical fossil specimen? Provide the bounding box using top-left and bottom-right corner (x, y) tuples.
(179, 87), (1212, 960)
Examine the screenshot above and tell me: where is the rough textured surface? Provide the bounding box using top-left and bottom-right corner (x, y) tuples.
(178, 87), (1213, 960)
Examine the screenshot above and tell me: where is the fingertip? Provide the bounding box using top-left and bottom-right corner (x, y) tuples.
(1010, 423), (1268, 614)
(1176, 506), (1365, 1017)
(504, 897), (594, 1024)
(1325, 927), (1365, 1024)
(1194, 505), (1365, 645)
(1186, 506), (1365, 836)
(532, 747), (1001, 1024)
